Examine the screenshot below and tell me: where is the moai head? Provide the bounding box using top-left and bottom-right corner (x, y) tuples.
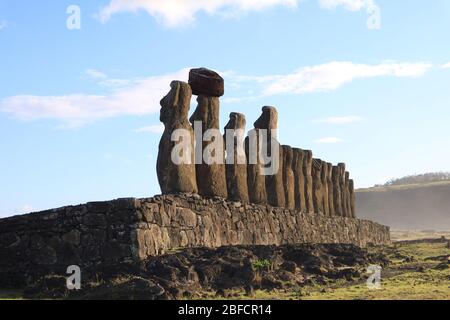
(304, 150), (313, 165)
(292, 148), (304, 168)
(338, 163), (346, 173)
(254, 106), (278, 130)
(321, 161), (328, 182)
(332, 166), (339, 180)
(160, 81), (192, 125)
(225, 112), (246, 131)
(283, 145), (293, 168)
(327, 163), (333, 180)
(313, 158), (322, 172)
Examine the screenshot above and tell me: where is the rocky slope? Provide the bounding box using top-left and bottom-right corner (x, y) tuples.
(23, 244), (388, 300)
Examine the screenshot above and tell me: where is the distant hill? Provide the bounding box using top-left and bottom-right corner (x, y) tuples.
(356, 174), (450, 230)
(376, 172), (450, 187)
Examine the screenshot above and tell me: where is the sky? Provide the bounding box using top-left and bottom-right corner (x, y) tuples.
(1, 0), (450, 217)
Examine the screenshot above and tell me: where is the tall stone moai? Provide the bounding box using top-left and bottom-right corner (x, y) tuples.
(189, 68), (228, 199)
(344, 171), (351, 218)
(338, 163), (347, 217)
(303, 150), (314, 213)
(312, 158), (324, 214)
(282, 145), (296, 210)
(321, 161), (330, 216)
(245, 130), (267, 205)
(246, 107), (266, 205)
(256, 107), (285, 208)
(349, 179), (356, 218)
(292, 149), (306, 212)
(157, 81), (198, 195)
(332, 165), (343, 216)
(326, 163), (335, 216)
(224, 112), (249, 203)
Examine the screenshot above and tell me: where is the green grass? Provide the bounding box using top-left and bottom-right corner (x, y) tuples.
(303, 268), (449, 300)
(0, 289), (24, 300)
(200, 242), (450, 301)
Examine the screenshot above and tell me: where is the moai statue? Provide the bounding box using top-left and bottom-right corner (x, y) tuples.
(345, 172), (351, 218)
(312, 159), (324, 214)
(303, 150), (314, 213)
(189, 68), (228, 199)
(245, 132), (267, 205)
(224, 113), (249, 203)
(321, 161), (330, 216)
(349, 179), (356, 218)
(157, 81), (198, 195)
(332, 166), (343, 216)
(282, 145), (296, 210)
(327, 163), (335, 216)
(292, 148), (306, 212)
(254, 106), (285, 208)
(338, 163), (347, 217)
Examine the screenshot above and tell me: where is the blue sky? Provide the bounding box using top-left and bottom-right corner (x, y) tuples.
(1, 0), (450, 217)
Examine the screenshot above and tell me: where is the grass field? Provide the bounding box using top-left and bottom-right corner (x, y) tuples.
(391, 230), (450, 242)
(200, 240), (449, 300)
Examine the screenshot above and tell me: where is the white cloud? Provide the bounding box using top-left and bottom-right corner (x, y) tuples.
(98, 0), (377, 27)
(319, 0), (373, 11)
(315, 137), (343, 144)
(85, 69), (135, 88)
(85, 69), (108, 80)
(442, 62), (450, 69)
(0, 61), (431, 127)
(314, 115), (363, 124)
(134, 124), (165, 134)
(0, 68), (190, 127)
(98, 0), (298, 26)
(0, 21), (7, 30)
(260, 61), (432, 96)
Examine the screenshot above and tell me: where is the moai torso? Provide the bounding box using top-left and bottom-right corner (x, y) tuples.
(282, 145), (296, 210)
(349, 179), (356, 218)
(312, 158), (324, 214)
(224, 113), (249, 203)
(344, 171), (351, 218)
(292, 149), (306, 212)
(327, 163), (335, 216)
(332, 165), (343, 216)
(157, 81), (198, 195)
(303, 150), (314, 213)
(338, 163), (347, 217)
(321, 161), (330, 216)
(255, 106), (285, 208)
(245, 130), (268, 205)
(190, 95), (228, 199)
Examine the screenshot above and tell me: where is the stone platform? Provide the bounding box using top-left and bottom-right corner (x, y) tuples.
(0, 194), (390, 286)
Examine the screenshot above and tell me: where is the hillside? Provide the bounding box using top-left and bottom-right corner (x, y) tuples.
(356, 180), (450, 230)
